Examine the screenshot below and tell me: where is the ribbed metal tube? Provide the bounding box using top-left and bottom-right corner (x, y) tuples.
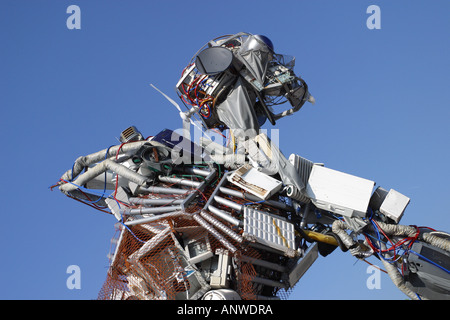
(192, 213), (237, 253)
(200, 211), (243, 243)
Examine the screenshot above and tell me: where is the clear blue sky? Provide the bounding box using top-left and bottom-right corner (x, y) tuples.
(0, 0), (449, 300)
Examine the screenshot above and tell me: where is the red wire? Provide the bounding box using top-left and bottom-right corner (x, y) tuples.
(193, 188), (208, 202)
(367, 222), (422, 258)
(373, 220), (397, 257)
(364, 234), (378, 253)
(68, 195), (112, 214)
(59, 179), (112, 214)
(212, 128), (226, 138)
(181, 83), (195, 106)
(194, 75), (207, 104)
(187, 75), (202, 105)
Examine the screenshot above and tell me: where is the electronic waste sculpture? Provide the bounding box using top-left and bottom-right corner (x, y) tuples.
(54, 32), (450, 300)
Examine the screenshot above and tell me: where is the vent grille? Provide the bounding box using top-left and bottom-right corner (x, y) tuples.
(120, 126), (143, 143)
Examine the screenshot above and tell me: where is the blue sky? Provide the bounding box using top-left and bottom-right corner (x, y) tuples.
(0, 0), (449, 300)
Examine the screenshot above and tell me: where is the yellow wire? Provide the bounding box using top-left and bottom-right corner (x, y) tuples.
(272, 218), (289, 248)
(230, 130), (236, 153)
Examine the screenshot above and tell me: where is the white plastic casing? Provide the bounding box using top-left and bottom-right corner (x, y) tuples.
(228, 164), (282, 200)
(379, 189), (410, 223)
(306, 164), (375, 218)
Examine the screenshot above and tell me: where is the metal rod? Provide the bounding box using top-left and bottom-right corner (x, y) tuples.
(129, 198), (184, 206)
(192, 213), (237, 254)
(122, 205), (182, 215)
(124, 211), (184, 226)
(180, 168), (216, 210)
(140, 186), (190, 195)
(158, 176), (201, 188)
(200, 211), (243, 243)
(208, 205), (242, 227)
(240, 255), (287, 273)
(175, 166), (211, 177)
(247, 275), (289, 290)
(214, 195), (243, 212)
(203, 172), (230, 210)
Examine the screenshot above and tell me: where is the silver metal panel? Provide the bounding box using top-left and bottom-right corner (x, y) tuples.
(288, 243), (318, 288)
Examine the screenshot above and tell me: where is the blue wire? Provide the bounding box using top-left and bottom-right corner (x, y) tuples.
(368, 218), (397, 262)
(118, 202), (146, 244)
(120, 223), (147, 244)
(365, 208), (449, 277)
(366, 208), (401, 262)
(243, 200), (265, 206)
(62, 179), (113, 197)
(408, 249), (450, 274)
(367, 215), (449, 273)
(70, 162), (75, 182)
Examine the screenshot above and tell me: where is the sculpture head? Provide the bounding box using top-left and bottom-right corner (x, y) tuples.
(175, 32), (315, 133)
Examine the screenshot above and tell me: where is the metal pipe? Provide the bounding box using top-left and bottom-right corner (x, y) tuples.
(192, 214), (237, 254)
(213, 196), (243, 212)
(175, 166), (211, 177)
(200, 211), (243, 243)
(300, 202), (311, 228)
(158, 176), (201, 188)
(129, 198), (184, 206)
(60, 140), (150, 182)
(180, 168), (216, 210)
(203, 172), (230, 210)
(240, 255), (287, 273)
(140, 186), (190, 195)
(122, 205), (182, 216)
(124, 211), (184, 226)
(246, 275), (289, 290)
(208, 205), (242, 227)
(60, 159), (149, 194)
